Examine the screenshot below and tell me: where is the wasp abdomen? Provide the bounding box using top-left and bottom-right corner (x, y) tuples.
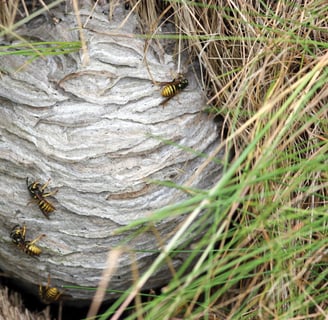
(39, 274), (64, 304)
(161, 78), (188, 97)
(38, 199), (55, 216)
(161, 84), (177, 97)
(44, 287), (62, 302)
(24, 242), (42, 256)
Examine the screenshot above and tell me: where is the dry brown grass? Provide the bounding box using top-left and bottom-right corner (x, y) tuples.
(0, 285), (51, 320)
(130, 0), (328, 205)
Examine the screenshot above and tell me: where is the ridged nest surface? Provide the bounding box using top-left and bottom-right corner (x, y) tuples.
(0, 3), (223, 303)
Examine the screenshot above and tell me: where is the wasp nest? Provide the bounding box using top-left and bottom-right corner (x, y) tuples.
(0, 2), (223, 303)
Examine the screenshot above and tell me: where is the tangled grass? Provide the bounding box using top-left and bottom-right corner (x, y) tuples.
(1, 1), (327, 319)
(104, 1), (328, 319)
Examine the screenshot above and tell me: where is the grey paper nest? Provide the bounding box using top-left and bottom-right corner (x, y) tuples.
(0, 4), (223, 303)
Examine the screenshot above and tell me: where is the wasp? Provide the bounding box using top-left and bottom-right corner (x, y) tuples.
(39, 274), (64, 304)
(10, 224), (45, 256)
(159, 73), (188, 106)
(26, 178), (57, 218)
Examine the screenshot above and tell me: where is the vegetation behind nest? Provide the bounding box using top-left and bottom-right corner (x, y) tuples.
(1, 0), (327, 319)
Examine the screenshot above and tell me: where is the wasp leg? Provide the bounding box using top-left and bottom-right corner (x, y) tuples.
(28, 234), (46, 246)
(159, 96), (174, 107)
(40, 178), (51, 191)
(27, 198), (37, 206)
(42, 189), (58, 198)
(40, 179), (58, 197)
(47, 273), (51, 288)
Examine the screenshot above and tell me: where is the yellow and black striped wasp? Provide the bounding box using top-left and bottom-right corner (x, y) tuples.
(10, 224), (45, 256)
(39, 274), (64, 304)
(26, 178), (57, 218)
(159, 73), (188, 106)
